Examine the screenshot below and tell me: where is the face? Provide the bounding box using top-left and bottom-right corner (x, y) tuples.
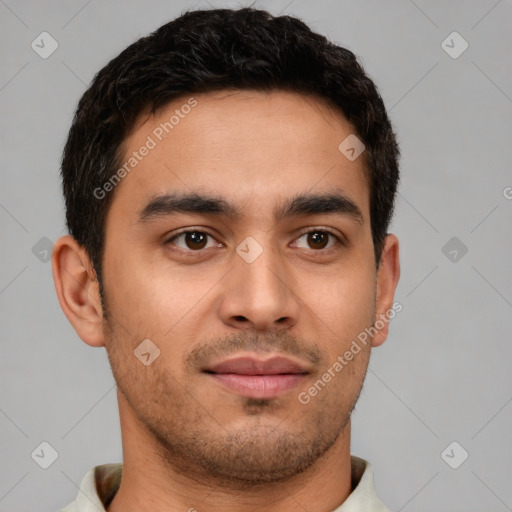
(100, 90), (384, 486)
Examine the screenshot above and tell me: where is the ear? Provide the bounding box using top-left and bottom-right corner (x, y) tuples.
(51, 235), (105, 347)
(371, 233), (401, 348)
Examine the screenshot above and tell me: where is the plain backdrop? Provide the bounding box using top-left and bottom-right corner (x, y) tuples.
(1, 1), (511, 511)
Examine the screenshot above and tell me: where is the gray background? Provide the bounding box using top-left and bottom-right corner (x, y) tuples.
(1, 0), (511, 510)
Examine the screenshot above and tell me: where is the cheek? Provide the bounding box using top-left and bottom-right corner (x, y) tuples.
(303, 265), (375, 338)
(102, 251), (218, 345)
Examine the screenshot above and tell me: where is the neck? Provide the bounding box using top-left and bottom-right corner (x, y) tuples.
(108, 394), (353, 512)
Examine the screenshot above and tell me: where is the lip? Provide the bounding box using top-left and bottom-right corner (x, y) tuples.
(203, 355), (310, 399)
(207, 355), (310, 375)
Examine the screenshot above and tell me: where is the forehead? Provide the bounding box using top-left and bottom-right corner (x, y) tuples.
(110, 89), (370, 221)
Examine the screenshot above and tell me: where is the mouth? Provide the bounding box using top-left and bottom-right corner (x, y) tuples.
(202, 355), (310, 399)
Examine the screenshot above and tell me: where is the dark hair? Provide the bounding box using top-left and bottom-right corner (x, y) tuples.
(61, 6), (400, 288)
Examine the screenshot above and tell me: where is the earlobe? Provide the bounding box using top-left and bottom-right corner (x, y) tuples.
(51, 235), (105, 347)
(371, 233), (401, 348)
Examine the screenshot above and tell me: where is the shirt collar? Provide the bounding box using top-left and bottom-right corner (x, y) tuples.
(332, 456), (392, 511)
(61, 456), (391, 512)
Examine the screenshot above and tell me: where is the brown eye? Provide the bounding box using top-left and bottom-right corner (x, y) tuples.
(184, 231), (208, 249)
(168, 231), (216, 251)
(307, 231), (329, 250)
(293, 229), (342, 252)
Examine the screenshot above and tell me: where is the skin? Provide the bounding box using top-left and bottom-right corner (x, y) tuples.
(52, 89), (400, 512)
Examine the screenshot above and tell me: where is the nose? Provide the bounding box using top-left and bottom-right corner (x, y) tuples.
(217, 242), (300, 332)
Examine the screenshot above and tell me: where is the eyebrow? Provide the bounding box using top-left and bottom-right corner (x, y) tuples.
(138, 190), (364, 225)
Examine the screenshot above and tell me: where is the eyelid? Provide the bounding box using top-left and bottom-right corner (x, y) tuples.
(293, 226), (347, 249)
(165, 228), (221, 247)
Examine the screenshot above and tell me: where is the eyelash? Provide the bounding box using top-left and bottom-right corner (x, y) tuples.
(165, 228), (346, 254)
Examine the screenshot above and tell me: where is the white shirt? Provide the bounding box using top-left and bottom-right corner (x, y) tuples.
(60, 455), (392, 511)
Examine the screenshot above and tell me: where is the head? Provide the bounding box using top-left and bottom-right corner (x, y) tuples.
(53, 7), (400, 487)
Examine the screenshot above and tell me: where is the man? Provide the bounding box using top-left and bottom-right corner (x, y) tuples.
(52, 6), (401, 511)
